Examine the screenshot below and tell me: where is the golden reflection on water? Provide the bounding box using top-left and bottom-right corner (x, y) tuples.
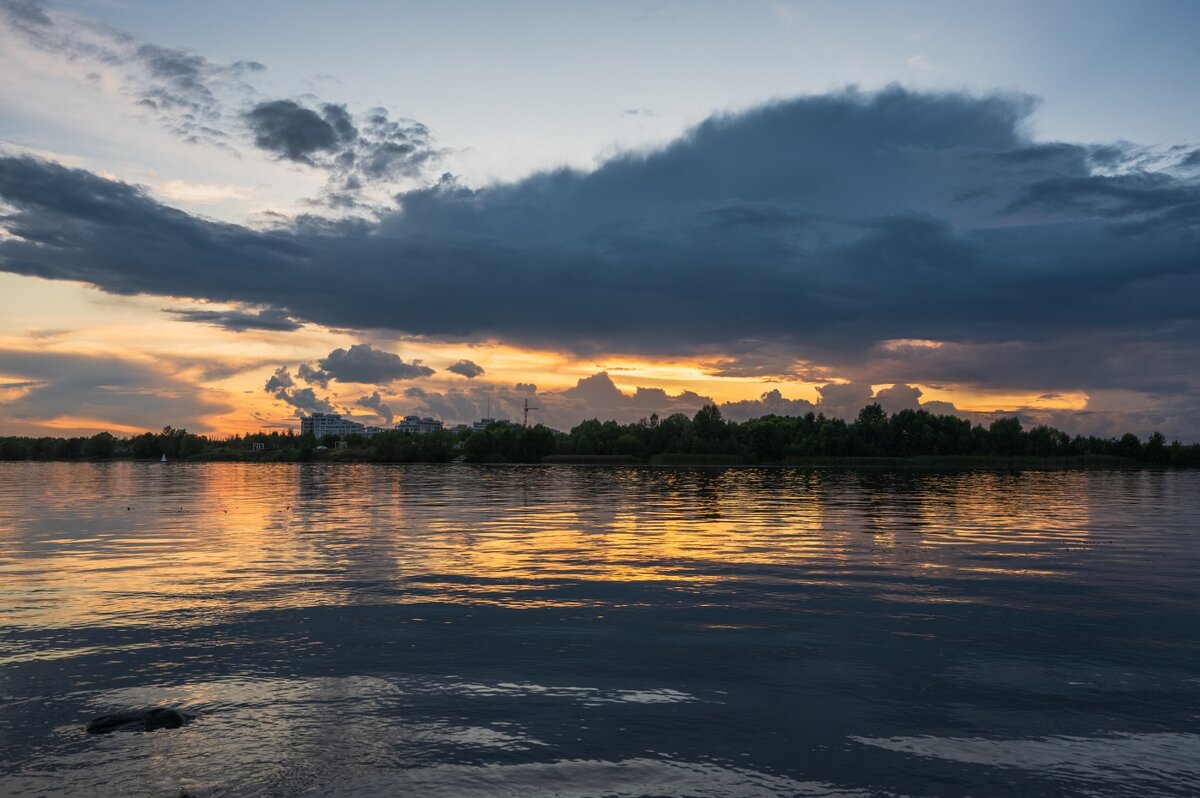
(4, 463), (1200, 798)
(0, 462), (1128, 641)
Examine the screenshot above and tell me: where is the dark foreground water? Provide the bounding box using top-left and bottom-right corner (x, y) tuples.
(1, 463), (1198, 797)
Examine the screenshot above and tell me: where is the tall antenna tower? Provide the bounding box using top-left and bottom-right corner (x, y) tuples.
(523, 397), (539, 427)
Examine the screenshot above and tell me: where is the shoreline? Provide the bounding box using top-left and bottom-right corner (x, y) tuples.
(1, 454), (1176, 470)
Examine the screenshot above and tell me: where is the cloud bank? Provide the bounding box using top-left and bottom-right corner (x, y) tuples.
(1, 84), (1199, 437)
(0, 348), (229, 432)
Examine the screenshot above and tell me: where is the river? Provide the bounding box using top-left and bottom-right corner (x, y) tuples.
(1, 462), (1197, 796)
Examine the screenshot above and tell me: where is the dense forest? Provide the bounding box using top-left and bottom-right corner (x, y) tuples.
(3, 404), (1198, 467)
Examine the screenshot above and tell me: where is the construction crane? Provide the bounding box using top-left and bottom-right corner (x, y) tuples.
(523, 397), (539, 427)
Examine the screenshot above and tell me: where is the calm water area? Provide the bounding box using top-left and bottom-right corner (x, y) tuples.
(1, 462), (1198, 797)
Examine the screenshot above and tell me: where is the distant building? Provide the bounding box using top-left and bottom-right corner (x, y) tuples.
(395, 415), (444, 435)
(471, 417), (510, 431)
(300, 412), (372, 438)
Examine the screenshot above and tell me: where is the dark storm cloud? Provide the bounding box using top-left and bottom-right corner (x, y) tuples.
(2, 86), (1200, 434)
(317, 344), (435, 384)
(244, 100), (355, 163)
(1006, 171), (1198, 220)
(446, 359), (485, 379)
(1, 89), (1196, 354)
(852, 330), (1200, 396)
(0, 155), (308, 296)
(166, 306), (303, 332)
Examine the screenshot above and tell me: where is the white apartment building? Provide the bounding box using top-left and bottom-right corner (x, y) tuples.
(395, 415), (444, 435)
(300, 412), (371, 439)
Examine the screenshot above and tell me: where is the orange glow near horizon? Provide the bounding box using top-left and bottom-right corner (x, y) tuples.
(916, 385), (1090, 414)
(0, 274), (1094, 438)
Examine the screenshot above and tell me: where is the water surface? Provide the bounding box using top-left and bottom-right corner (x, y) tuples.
(1, 463), (1197, 796)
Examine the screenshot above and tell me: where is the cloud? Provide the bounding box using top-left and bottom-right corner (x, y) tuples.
(354, 390), (393, 424)
(814, 382), (877, 419)
(166, 353), (277, 382)
(392, 371), (711, 431)
(721, 389), (817, 422)
(264, 366), (293, 393)
(0, 0), (438, 204)
(0, 0), (246, 147)
(166, 306), (303, 332)
(264, 366), (333, 416)
(297, 362), (330, 388)
(1, 0), (50, 28)
(562, 371), (626, 403)
(700, 346), (831, 381)
(552, 372), (712, 427)
(446, 359), (485, 379)
(5, 88), (1195, 355)
(872, 383), (924, 415)
(317, 343), (435, 384)
(0, 347), (229, 433)
(281, 387), (332, 416)
(720, 383), (949, 424)
(2, 86), (1200, 437)
(244, 100), (355, 164)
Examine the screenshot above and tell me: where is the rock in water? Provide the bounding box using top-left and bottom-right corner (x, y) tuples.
(85, 707), (195, 734)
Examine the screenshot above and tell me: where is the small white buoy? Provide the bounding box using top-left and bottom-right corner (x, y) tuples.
(160, 454), (167, 463)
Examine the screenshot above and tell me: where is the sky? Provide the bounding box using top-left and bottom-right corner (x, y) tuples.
(1, 0), (1198, 440)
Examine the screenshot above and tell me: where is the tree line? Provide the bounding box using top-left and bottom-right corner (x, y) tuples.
(1, 406), (1198, 466)
(490, 404), (1197, 466)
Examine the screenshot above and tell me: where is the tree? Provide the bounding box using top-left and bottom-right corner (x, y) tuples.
(1114, 432), (1142, 459)
(1026, 425), (1065, 458)
(988, 417), (1025, 456)
(854, 403), (889, 454)
(83, 432), (115, 459)
(693, 404), (727, 441)
(1145, 431), (1167, 464)
(0, 438), (26, 460)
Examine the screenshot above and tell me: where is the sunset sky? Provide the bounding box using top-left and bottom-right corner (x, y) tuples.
(1, 0), (1198, 440)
